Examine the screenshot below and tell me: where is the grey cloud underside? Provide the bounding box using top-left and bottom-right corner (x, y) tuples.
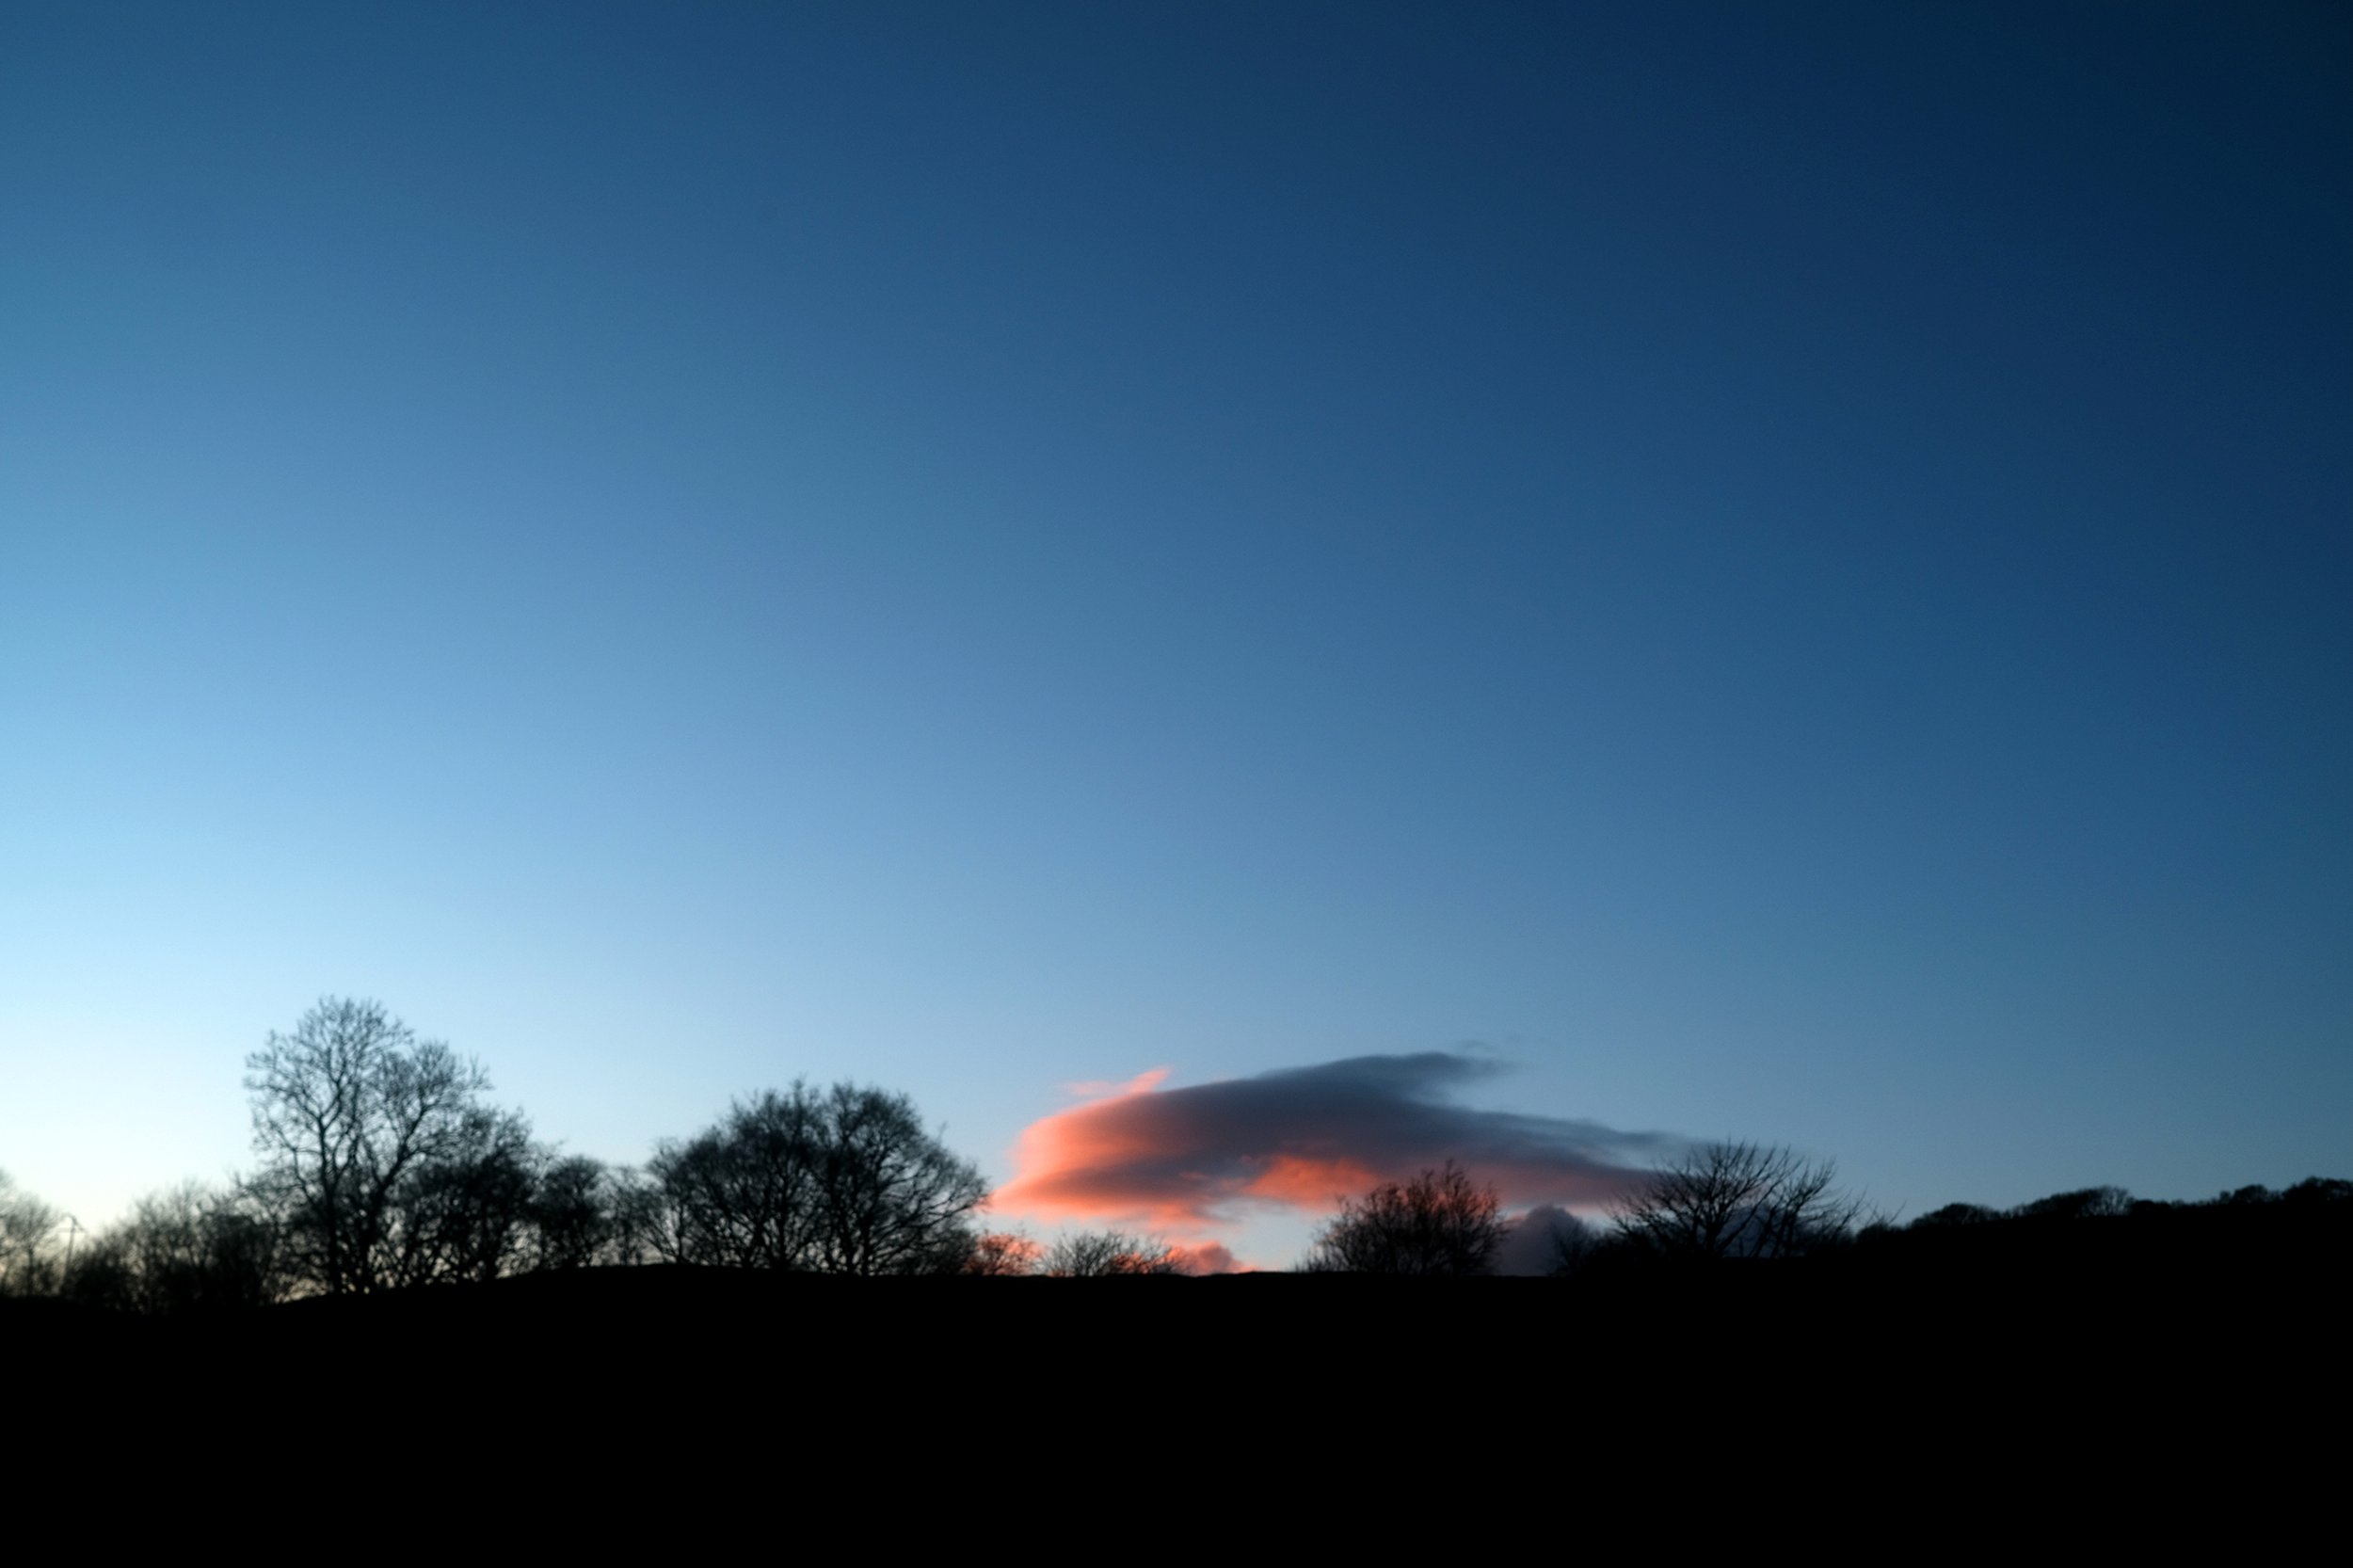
(1495, 1204), (1598, 1276)
(1037, 1052), (1676, 1215)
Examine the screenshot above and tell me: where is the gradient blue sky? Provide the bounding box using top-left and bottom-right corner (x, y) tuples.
(5, 2), (2346, 1264)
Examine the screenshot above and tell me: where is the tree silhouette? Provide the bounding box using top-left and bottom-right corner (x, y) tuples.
(1304, 1160), (1505, 1274)
(2281, 1177), (2353, 1208)
(0, 1168), (64, 1297)
(63, 1181), (284, 1315)
(633, 1080), (987, 1275)
(375, 1108), (537, 1288)
(1610, 1140), (1865, 1260)
(520, 1154), (625, 1272)
(962, 1231), (1045, 1275)
(1911, 1202), (2001, 1228)
(2011, 1186), (2132, 1222)
(244, 997), (532, 1294)
(1041, 1230), (1185, 1276)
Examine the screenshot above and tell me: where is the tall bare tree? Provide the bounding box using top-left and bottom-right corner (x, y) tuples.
(245, 997), (531, 1294)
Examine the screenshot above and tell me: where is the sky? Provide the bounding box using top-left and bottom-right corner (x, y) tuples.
(4, 1), (2347, 1270)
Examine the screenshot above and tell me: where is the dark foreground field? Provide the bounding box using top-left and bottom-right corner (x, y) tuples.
(23, 1243), (2331, 1418)
(15, 1250), (2338, 1545)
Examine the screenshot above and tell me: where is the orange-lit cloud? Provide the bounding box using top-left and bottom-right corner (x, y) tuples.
(995, 1052), (1670, 1234)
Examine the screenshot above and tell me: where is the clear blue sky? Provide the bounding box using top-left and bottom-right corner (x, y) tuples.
(5, 2), (2346, 1264)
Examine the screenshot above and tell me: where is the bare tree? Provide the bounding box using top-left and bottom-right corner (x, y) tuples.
(520, 1154), (626, 1272)
(1610, 1140), (1866, 1260)
(0, 1168), (65, 1297)
(634, 1080), (988, 1275)
(802, 1080), (988, 1275)
(63, 1181), (286, 1315)
(1042, 1230), (1185, 1276)
(1303, 1160), (1506, 1275)
(375, 1107), (536, 1288)
(632, 1088), (824, 1269)
(962, 1231), (1044, 1276)
(245, 997), (532, 1294)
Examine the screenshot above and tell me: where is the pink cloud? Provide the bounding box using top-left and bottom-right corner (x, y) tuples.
(994, 1052), (1668, 1239)
(1169, 1240), (1241, 1275)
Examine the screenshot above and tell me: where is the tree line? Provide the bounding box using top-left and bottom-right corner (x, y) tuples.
(6, 997), (2346, 1311)
(0, 997), (1215, 1305)
(3, 999), (995, 1307)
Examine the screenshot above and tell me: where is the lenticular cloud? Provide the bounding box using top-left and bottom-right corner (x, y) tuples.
(995, 1052), (1671, 1230)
